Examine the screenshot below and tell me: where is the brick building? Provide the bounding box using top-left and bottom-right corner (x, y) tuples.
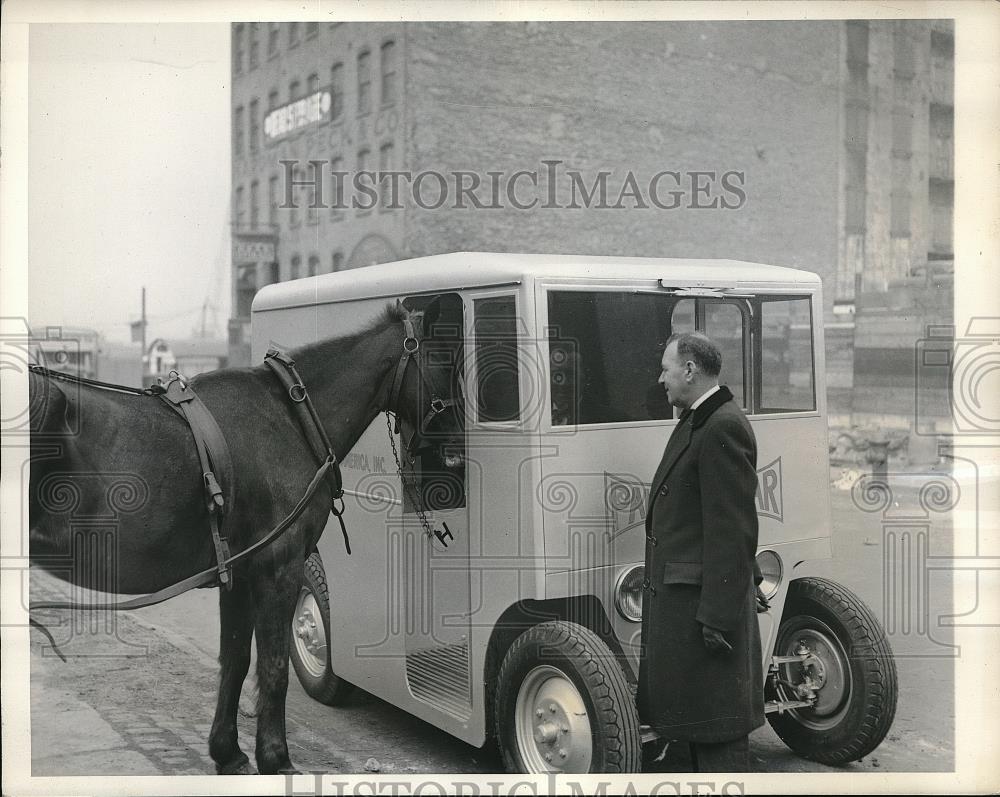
(229, 20), (953, 456)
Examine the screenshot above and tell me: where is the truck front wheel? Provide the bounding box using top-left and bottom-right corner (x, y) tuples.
(289, 552), (356, 706)
(493, 620), (641, 774)
(767, 576), (898, 765)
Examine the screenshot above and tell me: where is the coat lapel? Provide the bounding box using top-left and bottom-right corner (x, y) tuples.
(647, 387), (735, 512)
(649, 408), (692, 494)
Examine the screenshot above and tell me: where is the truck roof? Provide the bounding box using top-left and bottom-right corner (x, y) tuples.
(253, 252), (821, 313)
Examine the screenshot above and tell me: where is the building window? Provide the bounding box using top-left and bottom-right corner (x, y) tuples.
(357, 49), (371, 115)
(357, 148), (371, 212)
(308, 255), (320, 276)
(306, 22), (319, 39)
(250, 180), (260, 228)
(249, 98), (260, 154)
(288, 22), (300, 48)
(269, 262), (280, 284)
(379, 142), (394, 209)
(845, 150), (866, 234)
(233, 105), (244, 156)
(233, 24), (244, 74)
(290, 254), (301, 281)
(380, 41), (397, 106)
(329, 155), (344, 218)
(892, 26), (915, 79)
(249, 23), (260, 69)
(268, 175), (279, 226)
(268, 89), (279, 111)
(289, 79), (300, 102)
(268, 23), (280, 58)
(330, 62), (344, 119)
(307, 72), (319, 94)
(289, 167), (301, 227)
(332, 250), (344, 271)
(234, 185), (245, 227)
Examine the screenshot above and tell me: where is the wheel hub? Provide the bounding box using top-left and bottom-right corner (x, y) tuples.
(292, 589), (328, 678)
(515, 666), (592, 773)
(777, 619), (852, 729)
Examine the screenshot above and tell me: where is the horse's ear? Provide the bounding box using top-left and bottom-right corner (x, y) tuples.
(422, 296), (441, 337)
(395, 298), (406, 316)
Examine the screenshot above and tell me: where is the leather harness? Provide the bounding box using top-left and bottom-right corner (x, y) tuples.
(28, 326), (432, 618)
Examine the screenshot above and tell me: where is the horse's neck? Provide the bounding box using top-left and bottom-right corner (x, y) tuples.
(289, 323), (400, 456)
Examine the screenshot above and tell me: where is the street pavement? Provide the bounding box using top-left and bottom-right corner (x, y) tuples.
(26, 468), (955, 777)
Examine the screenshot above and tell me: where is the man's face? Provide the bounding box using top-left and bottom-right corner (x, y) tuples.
(658, 342), (690, 409)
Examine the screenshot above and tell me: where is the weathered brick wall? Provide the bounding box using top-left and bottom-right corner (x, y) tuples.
(404, 21), (841, 314)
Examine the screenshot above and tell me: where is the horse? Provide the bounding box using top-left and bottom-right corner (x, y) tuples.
(27, 298), (463, 775)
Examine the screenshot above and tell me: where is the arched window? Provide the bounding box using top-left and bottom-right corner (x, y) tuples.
(357, 49), (371, 114)
(330, 62), (344, 119)
(234, 185), (245, 226)
(308, 255), (320, 277)
(289, 254), (301, 281)
(232, 24), (244, 73)
(380, 41), (397, 106)
(250, 180), (259, 227)
(332, 251), (344, 271)
(233, 106), (244, 156)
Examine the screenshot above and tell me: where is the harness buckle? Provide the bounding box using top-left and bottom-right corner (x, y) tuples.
(288, 383), (307, 403)
(204, 471), (225, 512)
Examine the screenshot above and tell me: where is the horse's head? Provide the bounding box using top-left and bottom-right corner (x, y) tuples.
(386, 296), (464, 468)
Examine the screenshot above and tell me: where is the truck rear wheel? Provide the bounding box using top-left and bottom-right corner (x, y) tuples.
(767, 576), (897, 765)
(493, 620), (641, 774)
(290, 552), (356, 706)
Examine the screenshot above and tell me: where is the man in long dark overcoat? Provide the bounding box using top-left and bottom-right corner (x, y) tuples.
(638, 332), (764, 771)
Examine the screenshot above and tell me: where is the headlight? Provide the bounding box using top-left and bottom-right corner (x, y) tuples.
(614, 564), (645, 622)
(755, 550), (783, 599)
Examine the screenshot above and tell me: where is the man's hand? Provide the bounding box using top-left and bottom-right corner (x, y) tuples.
(702, 624), (733, 654)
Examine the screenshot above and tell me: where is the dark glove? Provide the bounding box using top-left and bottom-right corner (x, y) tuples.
(701, 624), (733, 654)
(755, 585), (771, 613)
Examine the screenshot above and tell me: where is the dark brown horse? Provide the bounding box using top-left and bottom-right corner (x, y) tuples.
(28, 300), (461, 774)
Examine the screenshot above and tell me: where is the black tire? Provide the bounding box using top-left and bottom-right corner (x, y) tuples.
(289, 552), (355, 706)
(767, 576), (898, 765)
(493, 620), (641, 774)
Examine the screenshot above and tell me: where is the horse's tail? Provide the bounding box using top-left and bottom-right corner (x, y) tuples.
(27, 371), (75, 550)
(29, 617), (67, 662)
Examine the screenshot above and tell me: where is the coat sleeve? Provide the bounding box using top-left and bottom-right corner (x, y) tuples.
(694, 416), (759, 632)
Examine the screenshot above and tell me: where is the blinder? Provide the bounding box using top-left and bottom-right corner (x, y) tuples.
(387, 316), (462, 459)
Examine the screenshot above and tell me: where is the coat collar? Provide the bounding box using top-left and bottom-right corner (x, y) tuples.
(686, 385), (733, 429)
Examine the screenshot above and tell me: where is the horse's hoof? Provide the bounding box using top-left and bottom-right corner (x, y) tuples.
(217, 756), (256, 775)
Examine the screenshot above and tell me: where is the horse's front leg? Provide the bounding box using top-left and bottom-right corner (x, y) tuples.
(208, 578), (256, 774)
(250, 554), (302, 775)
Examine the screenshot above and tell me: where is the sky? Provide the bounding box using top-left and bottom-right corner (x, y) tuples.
(27, 23), (231, 343)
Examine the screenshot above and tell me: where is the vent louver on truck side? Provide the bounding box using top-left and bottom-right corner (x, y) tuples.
(405, 641), (473, 720)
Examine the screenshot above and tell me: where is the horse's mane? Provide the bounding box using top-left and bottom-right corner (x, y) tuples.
(291, 302), (410, 359)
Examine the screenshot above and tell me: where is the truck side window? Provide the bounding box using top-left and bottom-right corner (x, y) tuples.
(703, 301), (747, 409)
(400, 292), (466, 511)
(474, 296), (520, 422)
(757, 297), (816, 413)
(547, 291), (674, 425)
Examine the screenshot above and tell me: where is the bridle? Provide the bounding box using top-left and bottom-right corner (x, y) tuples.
(385, 316), (461, 459)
